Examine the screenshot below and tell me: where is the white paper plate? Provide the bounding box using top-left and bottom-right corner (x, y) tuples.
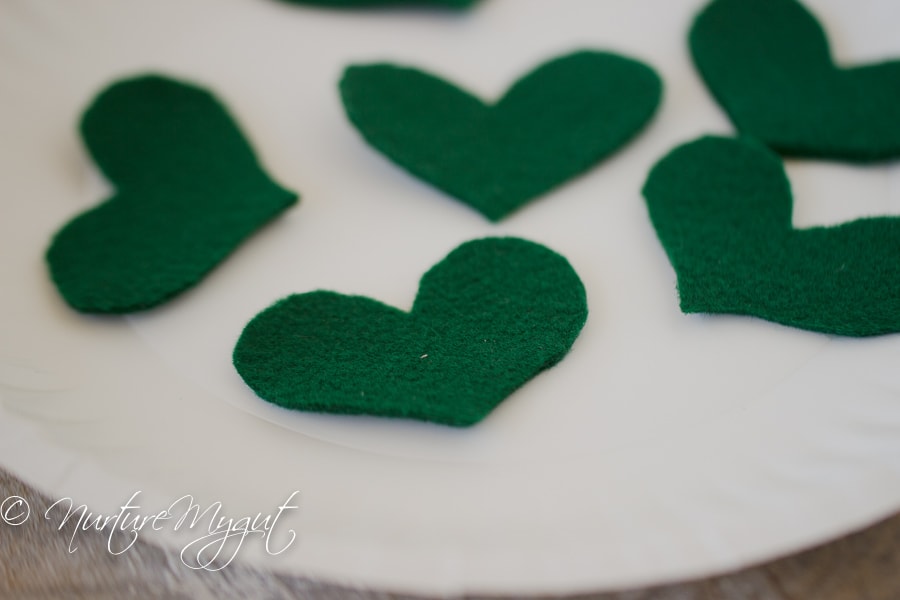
(2, 0), (900, 595)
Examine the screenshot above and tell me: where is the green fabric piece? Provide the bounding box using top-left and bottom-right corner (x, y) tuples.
(276, 0), (475, 8)
(233, 237), (588, 427)
(642, 135), (900, 337)
(46, 74), (298, 313)
(340, 50), (661, 221)
(690, 0), (900, 162)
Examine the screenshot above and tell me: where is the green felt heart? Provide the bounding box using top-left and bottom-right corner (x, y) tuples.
(643, 135), (900, 337)
(690, 0), (900, 162)
(340, 50), (661, 221)
(46, 74), (298, 313)
(233, 237), (588, 426)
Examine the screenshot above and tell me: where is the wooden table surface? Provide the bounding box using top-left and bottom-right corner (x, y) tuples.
(1, 467), (898, 600)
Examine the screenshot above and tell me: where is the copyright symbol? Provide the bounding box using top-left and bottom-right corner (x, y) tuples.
(1, 496), (30, 526)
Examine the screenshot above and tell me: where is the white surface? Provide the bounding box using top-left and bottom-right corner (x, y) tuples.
(2, 0), (900, 595)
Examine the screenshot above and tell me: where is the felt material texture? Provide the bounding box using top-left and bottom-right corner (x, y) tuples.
(690, 0), (900, 162)
(46, 74), (298, 313)
(643, 135), (900, 337)
(277, 0), (475, 8)
(233, 237), (588, 427)
(340, 50), (661, 221)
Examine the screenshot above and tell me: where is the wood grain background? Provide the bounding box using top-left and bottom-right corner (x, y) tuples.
(1, 467), (898, 600)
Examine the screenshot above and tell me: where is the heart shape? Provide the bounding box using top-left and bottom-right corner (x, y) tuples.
(232, 237), (588, 426)
(340, 50), (661, 221)
(46, 74), (298, 313)
(690, 0), (900, 162)
(642, 135), (900, 337)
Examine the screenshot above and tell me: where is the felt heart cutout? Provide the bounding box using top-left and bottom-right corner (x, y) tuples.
(340, 50), (661, 221)
(233, 237), (588, 426)
(643, 135), (900, 337)
(690, 0), (900, 162)
(46, 74), (298, 313)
